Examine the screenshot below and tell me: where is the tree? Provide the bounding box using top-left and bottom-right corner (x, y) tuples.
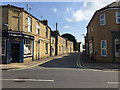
(61, 33), (78, 51)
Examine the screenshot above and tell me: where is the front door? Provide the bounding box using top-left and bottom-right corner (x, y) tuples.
(11, 43), (20, 63)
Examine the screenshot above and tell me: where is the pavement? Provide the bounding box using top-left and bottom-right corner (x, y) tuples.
(79, 52), (120, 71)
(0, 54), (68, 71)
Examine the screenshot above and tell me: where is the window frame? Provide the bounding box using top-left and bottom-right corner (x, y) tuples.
(24, 39), (33, 57)
(45, 27), (48, 38)
(116, 12), (120, 24)
(28, 17), (32, 32)
(115, 39), (120, 57)
(100, 14), (105, 26)
(45, 43), (48, 54)
(101, 40), (107, 56)
(36, 22), (40, 35)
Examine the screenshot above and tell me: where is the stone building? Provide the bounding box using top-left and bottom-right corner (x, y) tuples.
(85, 1), (120, 63)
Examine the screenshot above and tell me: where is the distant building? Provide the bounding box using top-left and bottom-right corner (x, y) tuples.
(85, 1), (120, 63)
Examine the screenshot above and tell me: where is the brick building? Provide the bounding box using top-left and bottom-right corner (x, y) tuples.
(85, 1), (120, 63)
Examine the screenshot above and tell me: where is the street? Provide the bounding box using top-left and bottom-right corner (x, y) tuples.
(2, 53), (118, 88)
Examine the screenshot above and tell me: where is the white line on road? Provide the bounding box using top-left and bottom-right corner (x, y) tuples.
(0, 79), (54, 82)
(108, 82), (120, 84)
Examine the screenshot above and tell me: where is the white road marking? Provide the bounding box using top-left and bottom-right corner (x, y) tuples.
(108, 82), (120, 84)
(0, 79), (54, 82)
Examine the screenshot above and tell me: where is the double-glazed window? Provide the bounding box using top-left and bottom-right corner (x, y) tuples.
(115, 39), (120, 57)
(45, 27), (48, 38)
(28, 17), (32, 32)
(45, 43), (48, 54)
(24, 39), (33, 57)
(116, 12), (120, 24)
(36, 22), (40, 35)
(101, 40), (107, 56)
(100, 14), (105, 26)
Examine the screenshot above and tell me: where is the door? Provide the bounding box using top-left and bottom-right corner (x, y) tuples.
(11, 43), (20, 63)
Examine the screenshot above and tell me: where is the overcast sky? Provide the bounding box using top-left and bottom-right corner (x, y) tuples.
(1, 0), (117, 44)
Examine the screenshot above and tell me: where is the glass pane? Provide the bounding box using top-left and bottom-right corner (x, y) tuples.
(102, 40), (106, 48)
(100, 15), (105, 20)
(116, 44), (120, 53)
(102, 49), (106, 56)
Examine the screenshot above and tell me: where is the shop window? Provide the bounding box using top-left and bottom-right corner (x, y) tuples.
(101, 40), (107, 56)
(45, 43), (48, 54)
(100, 14), (105, 26)
(115, 39), (120, 57)
(24, 39), (33, 57)
(1, 37), (6, 57)
(28, 17), (32, 32)
(116, 12), (120, 24)
(36, 22), (40, 35)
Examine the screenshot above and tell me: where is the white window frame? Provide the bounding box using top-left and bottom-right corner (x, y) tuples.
(28, 17), (32, 32)
(100, 14), (105, 26)
(116, 12), (120, 24)
(115, 39), (120, 57)
(101, 40), (107, 56)
(36, 22), (40, 35)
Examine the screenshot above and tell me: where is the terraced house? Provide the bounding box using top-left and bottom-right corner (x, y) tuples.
(85, 1), (120, 63)
(2, 4), (51, 64)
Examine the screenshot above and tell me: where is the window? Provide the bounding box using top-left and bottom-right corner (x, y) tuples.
(45, 27), (48, 38)
(100, 14), (105, 26)
(116, 12), (120, 24)
(1, 37), (6, 57)
(89, 40), (93, 55)
(24, 39), (33, 57)
(36, 22), (39, 35)
(28, 17), (32, 32)
(59, 46), (61, 51)
(101, 40), (107, 56)
(91, 25), (93, 32)
(115, 39), (120, 57)
(45, 43), (48, 54)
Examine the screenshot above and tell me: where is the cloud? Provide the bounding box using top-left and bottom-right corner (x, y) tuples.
(66, 0), (116, 22)
(64, 25), (70, 29)
(53, 8), (57, 13)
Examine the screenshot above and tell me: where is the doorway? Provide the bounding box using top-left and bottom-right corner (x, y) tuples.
(11, 43), (20, 63)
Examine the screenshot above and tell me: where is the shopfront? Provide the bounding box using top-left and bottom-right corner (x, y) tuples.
(2, 31), (34, 64)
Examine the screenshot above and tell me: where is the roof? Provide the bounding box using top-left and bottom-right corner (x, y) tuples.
(1, 4), (51, 29)
(87, 1), (120, 28)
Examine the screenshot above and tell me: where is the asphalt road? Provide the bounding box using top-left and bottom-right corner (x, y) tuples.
(2, 53), (119, 88)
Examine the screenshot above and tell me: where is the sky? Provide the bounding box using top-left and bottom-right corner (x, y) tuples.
(1, 0), (117, 44)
